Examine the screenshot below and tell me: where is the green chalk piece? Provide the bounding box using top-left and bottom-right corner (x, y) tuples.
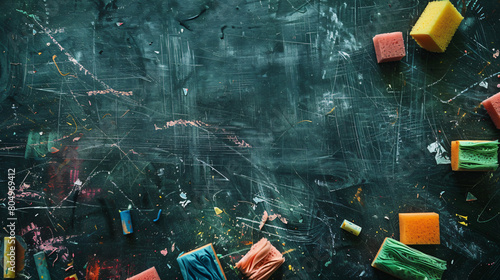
(457, 141), (499, 171)
(34, 251), (51, 280)
(372, 238), (447, 280)
(466, 192), (477, 202)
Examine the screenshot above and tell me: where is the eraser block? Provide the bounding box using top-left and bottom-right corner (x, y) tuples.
(451, 140), (499, 171)
(235, 238), (285, 280)
(399, 213), (440, 245)
(177, 243), (226, 280)
(410, 0), (463, 52)
(3, 237), (15, 278)
(372, 238), (447, 280)
(34, 251), (52, 280)
(127, 267), (161, 280)
(372, 32), (406, 63)
(64, 275), (78, 280)
(482, 92), (500, 128)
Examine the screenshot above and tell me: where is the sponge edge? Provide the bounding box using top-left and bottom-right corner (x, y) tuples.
(410, 1), (463, 52)
(373, 32), (406, 63)
(451, 140), (499, 171)
(127, 267), (161, 280)
(482, 92), (500, 128)
(372, 238), (447, 280)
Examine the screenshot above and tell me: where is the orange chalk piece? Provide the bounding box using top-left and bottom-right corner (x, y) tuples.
(399, 213), (440, 245)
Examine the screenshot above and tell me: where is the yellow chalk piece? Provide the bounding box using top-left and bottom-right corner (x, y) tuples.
(214, 207), (223, 215)
(456, 214), (468, 220)
(3, 237), (16, 278)
(340, 219), (362, 236)
(458, 221), (469, 226)
(410, 1), (463, 52)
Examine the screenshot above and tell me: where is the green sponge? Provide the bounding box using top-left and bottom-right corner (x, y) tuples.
(451, 140), (499, 171)
(372, 237), (447, 280)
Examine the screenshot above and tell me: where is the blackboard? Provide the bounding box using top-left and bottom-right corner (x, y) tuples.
(1, 0), (499, 279)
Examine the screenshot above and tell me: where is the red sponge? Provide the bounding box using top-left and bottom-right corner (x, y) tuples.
(373, 32), (406, 63)
(482, 92), (500, 128)
(127, 267), (161, 280)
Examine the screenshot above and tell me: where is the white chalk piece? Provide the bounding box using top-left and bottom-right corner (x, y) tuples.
(340, 219), (362, 236)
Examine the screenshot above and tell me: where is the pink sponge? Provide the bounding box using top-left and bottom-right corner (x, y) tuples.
(373, 32), (406, 63)
(127, 267), (161, 280)
(482, 92), (500, 128)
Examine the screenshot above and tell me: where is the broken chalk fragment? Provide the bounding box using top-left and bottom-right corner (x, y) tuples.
(214, 207), (223, 215)
(466, 192), (477, 202)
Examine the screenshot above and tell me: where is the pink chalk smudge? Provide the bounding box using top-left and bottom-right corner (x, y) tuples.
(20, 222), (75, 262)
(160, 249), (168, 256)
(154, 119), (252, 147)
(16, 184), (43, 199)
(171, 243), (176, 253)
(87, 89), (133, 97)
(268, 213), (288, 224)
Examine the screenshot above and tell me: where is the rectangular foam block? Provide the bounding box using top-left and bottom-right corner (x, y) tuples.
(34, 251), (51, 280)
(372, 32), (406, 63)
(482, 92), (500, 128)
(3, 237), (15, 278)
(235, 238), (285, 280)
(177, 243), (226, 280)
(372, 238), (447, 280)
(64, 274), (78, 280)
(451, 140), (499, 171)
(127, 267), (161, 280)
(410, 0), (463, 52)
(399, 213), (440, 245)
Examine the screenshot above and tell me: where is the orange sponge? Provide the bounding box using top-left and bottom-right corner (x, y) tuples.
(399, 213), (440, 245)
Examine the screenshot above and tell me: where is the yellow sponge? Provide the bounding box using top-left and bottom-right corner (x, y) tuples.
(410, 1), (463, 52)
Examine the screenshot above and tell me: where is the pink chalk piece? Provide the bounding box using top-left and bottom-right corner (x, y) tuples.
(482, 92), (500, 129)
(235, 238), (285, 280)
(259, 211), (269, 230)
(373, 32), (406, 63)
(127, 267), (161, 280)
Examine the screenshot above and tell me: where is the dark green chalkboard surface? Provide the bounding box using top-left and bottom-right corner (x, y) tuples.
(1, 0), (499, 279)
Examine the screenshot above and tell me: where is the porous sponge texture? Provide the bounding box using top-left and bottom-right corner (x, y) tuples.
(373, 32), (406, 63)
(410, 1), (463, 52)
(127, 267), (161, 280)
(451, 140), (499, 171)
(399, 213), (440, 245)
(372, 238), (447, 280)
(482, 92), (500, 129)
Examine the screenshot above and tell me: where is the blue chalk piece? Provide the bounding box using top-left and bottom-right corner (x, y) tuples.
(120, 210), (133, 235)
(153, 209), (162, 222)
(34, 251), (51, 280)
